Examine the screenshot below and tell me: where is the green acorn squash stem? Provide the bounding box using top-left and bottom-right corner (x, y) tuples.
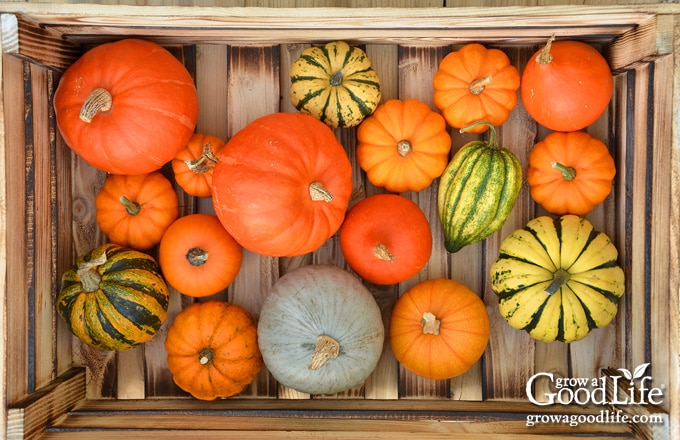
(119, 195), (141, 216)
(460, 121), (499, 148)
(551, 161), (577, 181)
(77, 252), (108, 293)
(421, 312), (441, 336)
(329, 69), (345, 86)
(198, 348), (213, 365)
(545, 268), (571, 295)
(308, 334), (340, 370)
(80, 88), (113, 123)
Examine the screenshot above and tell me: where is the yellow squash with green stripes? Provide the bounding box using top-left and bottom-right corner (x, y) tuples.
(437, 122), (522, 253)
(490, 215), (625, 343)
(57, 243), (169, 351)
(290, 41), (381, 128)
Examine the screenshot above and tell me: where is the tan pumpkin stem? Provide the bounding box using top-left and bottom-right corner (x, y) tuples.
(421, 312), (441, 336)
(119, 195), (141, 216)
(536, 35), (556, 65)
(309, 181), (333, 202)
(80, 88), (113, 123)
(185, 143), (219, 173)
(469, 76), (492, 95)
(373, 243), (394, 262)
(77, 251), (108, 293)
(186, 247), (209, 267)
(307, 334), (340, 370)
(198, 348), (213, 365)
(551, 161), (577, 181)
(397, 140), (412, 157)
(545, 268), (571, 295)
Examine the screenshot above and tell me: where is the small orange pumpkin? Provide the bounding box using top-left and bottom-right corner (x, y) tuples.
(356, 99), (452, 193)
(165, 300), (263, 400)
(433, 43), (520, 134)
(159, 214), (243, 298)
(339, 194), (432, 285)
(389, 278), (490, 380)
(171, 133), (225, 198)
(95, 172), (178, 250)
(526, 131), (616, 215)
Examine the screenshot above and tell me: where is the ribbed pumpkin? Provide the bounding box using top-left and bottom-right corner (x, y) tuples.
(211, 112), (353, 257)
(165, 300), (263, 400)
(490, 215), (625, 343)
(53, 38), (199, 175)
(171, 133), (225, 198)
(290, 41), (381, 128)
(57, 243), (170, 351)
(356, 98), (452, 193)
(437, 122), (522, 253)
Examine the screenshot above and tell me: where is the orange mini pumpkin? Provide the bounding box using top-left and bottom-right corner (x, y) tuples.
(433, 43), (520, 134)
(159, 214), (243, 297)
(95, 172), (179, 250)
(356, 99), (451, 193)
(527, 131), (616, 215)
(165, 300), (263, 401)
(389, 278), (490, 380)
(171, 133), (225, 198)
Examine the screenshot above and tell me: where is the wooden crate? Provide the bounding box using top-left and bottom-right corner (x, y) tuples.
(1, 3), (678, 439)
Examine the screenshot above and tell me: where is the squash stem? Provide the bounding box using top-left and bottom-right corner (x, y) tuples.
(119, 195), (141, 216)
(469, 76), (492, 95)
(76, 251), (108, 293)
(545, 268), (571, 295)
(307, 334), (340, 370)
(309, 181), (333, 202)
(329, 69), (345, 86)
(80, 88), (113, 123)
(198, 348), (213, 365)
(373, 243), (395, 262)
(460, 121), (499, 148)
(185, 143), (219, 173)
(536, 35), (556, 65)
(186, 247), (209, 267)
(421, 312), (441, 336)
(551, 161), (577, 181)
(397, 139), (412, 157)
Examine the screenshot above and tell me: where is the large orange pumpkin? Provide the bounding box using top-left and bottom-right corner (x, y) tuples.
(159, 214), (242, 298)
(54, 39), (199, 175)
(356, 99), (451, 193)
(95, 172), (179, 250)
(389, 278), (490, 380)
(165, 300), (263, 400)
(339, 194), (432, 285)
(433, 43), (520, 134)
(527, 131), (616, 215)
(520, 37), (613, 132)
(171, 133), (225, 198)
(211, 112), (353, 257)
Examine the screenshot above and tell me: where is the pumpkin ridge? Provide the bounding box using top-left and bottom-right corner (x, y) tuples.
(92, 299), (142, 349)
(98, 282), (166, 330)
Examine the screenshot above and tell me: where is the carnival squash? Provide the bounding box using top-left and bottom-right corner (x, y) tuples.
(158, 214), (242, 298)
(438, 122), (522, 253)
(527, 131), (616, 215)
(54, 39), (199, 175)
(390, 278), (490, 380)
(339, 194), (432, 285)
(490, 215), (625, 343)
(521, 36), (613, 132)
(290, 41), (381, 128)
(211, 112), (353, 257)
(257, 265), (384, 395)
(165, 300), (263, 400)
(95, 172), (179, 250)
(356, 99), (452, 193)
(433, 43), (520, 134)
(172, 133), (225, 198)
(57, 243), (170, 351)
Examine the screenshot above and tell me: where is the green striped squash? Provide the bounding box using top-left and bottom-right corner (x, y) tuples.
(57, 243), (170, 351)
(290, 41), (381, 128)
(490, 215), (625, 343)
(437, 122), (522, 253)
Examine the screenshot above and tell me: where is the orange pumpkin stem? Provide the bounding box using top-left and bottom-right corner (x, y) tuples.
(119, 195), (141, 216)
(469, 76), (492, 95)
(373, 243), (395, 262)
(397, 139), (412, 157)
(421, 312), (441, 336)
(76, 251), (108, 293)
(307, 334), (340, 370)
(536, 35), (556, 65)
(551, 161), (577, 181)
(545, 268), (570, 295)
(185, 143), (219, 173)
(309, 181), (334, 202)
(198, 348), (213, 366)
(186, 247), (209, 267)
(79, 88), (113, 123)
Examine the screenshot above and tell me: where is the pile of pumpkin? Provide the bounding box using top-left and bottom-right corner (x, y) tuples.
(53, 38), (624, 401)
